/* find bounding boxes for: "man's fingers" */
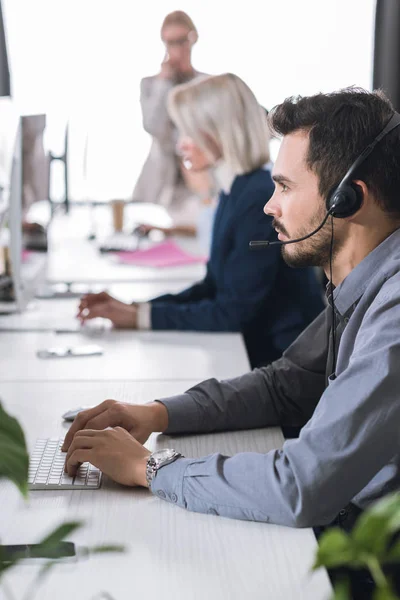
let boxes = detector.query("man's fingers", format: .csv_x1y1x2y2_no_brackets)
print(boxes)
62,400,116,451
66,449,93,476
64,432,100,471
84,408,125,432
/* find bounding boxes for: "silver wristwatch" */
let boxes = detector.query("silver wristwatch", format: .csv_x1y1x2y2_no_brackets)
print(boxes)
146,449,182,487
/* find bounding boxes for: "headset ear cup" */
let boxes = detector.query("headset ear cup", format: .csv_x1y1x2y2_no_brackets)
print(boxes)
327,183,363,218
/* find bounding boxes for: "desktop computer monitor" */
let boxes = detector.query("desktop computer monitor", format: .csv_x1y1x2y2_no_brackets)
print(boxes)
21,114,50,216
21,114,50,250
0,118,47,312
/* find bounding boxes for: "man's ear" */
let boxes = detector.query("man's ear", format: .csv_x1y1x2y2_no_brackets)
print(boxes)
346,179,373,220
353,180,368,195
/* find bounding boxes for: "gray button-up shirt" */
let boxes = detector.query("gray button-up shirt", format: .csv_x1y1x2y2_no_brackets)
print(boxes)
152,228,400,527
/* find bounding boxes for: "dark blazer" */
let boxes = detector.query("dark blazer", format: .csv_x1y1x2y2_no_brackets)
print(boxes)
150,168,324,367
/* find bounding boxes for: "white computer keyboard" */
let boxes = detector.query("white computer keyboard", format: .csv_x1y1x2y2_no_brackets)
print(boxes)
29,438,102,490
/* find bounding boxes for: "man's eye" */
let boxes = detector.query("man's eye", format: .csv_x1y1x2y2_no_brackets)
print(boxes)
281,184,288,193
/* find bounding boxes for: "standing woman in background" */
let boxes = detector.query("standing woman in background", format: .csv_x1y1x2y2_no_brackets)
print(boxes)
133,11,212,233
78,74,324,368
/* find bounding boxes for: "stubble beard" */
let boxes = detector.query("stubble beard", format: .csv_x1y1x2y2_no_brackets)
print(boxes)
281,213,342,269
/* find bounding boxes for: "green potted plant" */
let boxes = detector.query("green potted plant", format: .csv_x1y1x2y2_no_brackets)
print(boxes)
314,493,400,600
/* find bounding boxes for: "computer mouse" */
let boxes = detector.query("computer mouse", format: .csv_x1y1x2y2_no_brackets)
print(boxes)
62,407,92,422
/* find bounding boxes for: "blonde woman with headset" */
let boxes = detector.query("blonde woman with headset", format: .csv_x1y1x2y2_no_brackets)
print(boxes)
78,74,324,367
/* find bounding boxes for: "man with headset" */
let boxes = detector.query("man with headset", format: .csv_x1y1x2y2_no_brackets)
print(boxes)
63,88,400,589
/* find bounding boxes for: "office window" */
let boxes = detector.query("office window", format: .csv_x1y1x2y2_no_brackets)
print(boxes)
3,0,375,200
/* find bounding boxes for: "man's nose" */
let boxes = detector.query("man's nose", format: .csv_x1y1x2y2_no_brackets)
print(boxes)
264,191,281,217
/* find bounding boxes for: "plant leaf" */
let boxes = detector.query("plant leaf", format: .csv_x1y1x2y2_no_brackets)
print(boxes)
38,521,82,548
386,539,400,563
0,401,29,498
372,584,399,600
86,545,125,555
353,494,400,557
34,560,58,585
313,529,355,569
331,578,351,600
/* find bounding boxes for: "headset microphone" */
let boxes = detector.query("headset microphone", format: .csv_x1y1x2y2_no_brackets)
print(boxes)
249,208,335,249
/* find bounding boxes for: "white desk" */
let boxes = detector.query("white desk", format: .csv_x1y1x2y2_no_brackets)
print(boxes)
0,282,197,332
0,330,250,382
0,381,331,600
46,204,206,285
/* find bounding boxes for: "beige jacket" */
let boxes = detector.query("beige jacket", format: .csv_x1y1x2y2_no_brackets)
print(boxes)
132,72,203,225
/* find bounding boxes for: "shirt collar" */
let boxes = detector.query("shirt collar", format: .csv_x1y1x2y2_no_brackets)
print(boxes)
331,227,400,316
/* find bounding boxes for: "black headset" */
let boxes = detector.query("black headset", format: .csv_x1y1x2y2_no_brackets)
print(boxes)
327,111,400,218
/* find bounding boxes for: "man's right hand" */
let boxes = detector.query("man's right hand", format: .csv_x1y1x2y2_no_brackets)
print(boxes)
62,400,169,451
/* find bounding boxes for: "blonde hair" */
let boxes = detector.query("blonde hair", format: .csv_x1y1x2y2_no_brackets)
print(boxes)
168,73,270,174
161,11,198,39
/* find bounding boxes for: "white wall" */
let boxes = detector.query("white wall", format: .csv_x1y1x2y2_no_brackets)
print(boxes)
2,0,376,200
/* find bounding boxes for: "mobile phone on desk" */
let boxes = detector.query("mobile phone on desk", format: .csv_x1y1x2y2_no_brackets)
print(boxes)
36,345,103,359
0,542,77,564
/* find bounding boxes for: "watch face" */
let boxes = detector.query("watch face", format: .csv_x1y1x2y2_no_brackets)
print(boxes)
153,449,176,462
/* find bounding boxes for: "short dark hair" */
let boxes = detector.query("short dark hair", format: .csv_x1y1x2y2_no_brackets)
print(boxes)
269,87,400,218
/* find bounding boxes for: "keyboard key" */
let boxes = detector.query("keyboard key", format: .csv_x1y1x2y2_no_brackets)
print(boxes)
86,479,100,487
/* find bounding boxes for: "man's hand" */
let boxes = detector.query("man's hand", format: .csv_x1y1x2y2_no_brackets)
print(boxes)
64,427,150,487
62,400,169,451
77,291,137,328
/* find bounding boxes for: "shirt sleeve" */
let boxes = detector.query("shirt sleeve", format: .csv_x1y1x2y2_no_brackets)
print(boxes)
136,303,151,330
152,291,400,527
158,308,328,434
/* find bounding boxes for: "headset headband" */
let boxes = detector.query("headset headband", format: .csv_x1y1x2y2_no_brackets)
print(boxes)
339,111,400,189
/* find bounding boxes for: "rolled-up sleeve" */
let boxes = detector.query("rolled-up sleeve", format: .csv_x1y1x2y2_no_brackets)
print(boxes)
150,453,276,523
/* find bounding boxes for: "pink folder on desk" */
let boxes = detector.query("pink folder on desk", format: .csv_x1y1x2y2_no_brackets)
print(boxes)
115,239,207,268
